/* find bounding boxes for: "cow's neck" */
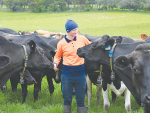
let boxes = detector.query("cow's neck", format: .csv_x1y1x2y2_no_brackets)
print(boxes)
0,44,28,86
113,41,146,59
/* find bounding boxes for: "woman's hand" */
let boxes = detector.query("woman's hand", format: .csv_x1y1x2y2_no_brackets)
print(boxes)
53,63,59,71
54,67,59,71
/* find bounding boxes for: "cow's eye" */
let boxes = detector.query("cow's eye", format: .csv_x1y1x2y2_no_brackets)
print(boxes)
133,66,140,74
91,44,97,49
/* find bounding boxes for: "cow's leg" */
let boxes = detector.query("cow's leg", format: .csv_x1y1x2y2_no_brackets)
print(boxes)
10,78,18,91
86,75,92,106
21,84,28,103
96,84,102,105
124,89,131,113
34,80,42,101
145,104,150,113
103,89,110,112
111,91,117,102
46,75,54,94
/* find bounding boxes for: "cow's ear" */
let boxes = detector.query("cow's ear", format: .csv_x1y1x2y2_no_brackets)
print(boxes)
50,50,56,58
96,35,110,48
27,40,36,52
114,55,131,70
0,56,10,69
105,38,115,48
114,36,122,43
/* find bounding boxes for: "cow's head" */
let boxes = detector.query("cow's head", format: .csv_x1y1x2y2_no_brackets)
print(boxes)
77,35,122,64
26,40,53,70
23,70,37,85
31,34,57,62
114,43,150,106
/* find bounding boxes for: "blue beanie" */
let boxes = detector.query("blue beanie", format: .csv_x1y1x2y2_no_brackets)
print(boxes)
65,19,78,33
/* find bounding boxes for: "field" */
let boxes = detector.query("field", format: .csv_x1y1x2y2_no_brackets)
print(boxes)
0,10,150,113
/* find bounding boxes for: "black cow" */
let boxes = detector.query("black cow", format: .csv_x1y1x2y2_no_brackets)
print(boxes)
0,28,18,35
77,36,147,113
114,43,150,113
0,32,56,103
2,33,56,61
0,35,53,88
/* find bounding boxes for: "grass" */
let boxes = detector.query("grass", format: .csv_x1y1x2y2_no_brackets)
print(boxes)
0,10,149,113
0,10,150,39
0,78,143,113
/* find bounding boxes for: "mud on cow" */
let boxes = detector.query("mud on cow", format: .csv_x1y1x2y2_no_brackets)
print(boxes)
77,35,147,112
114,43,150,113
0,35,53,88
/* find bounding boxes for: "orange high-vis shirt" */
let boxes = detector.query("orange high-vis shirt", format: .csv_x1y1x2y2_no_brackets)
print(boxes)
54,34,91,66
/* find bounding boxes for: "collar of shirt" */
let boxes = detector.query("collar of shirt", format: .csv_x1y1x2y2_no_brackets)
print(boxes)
65,35,76,43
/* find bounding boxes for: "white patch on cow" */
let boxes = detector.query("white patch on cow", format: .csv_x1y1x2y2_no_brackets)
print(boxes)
86,74,102,106
103,81,131,113
86,75,92,106
103,88,110,111
86,75,131,113
108,81,126,97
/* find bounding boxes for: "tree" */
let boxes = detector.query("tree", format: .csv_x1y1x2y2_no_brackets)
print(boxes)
73,0,80,11
4,0,25,12
79,0,86,11
143,0,150,11
29,0,44,12
0,0,4,8
20,0,28,11
133,0,146,11
83,0,91,11
107,0,120,10
65,0,71,8
49,1,59,12
58,0,68,11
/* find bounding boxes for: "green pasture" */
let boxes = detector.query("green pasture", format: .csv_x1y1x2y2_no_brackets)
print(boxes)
0,10,150,113
0,10,150,39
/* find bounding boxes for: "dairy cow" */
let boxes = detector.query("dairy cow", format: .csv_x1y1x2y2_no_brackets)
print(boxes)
114,43,150,113
0,35,53,88
0,32,56,103
77,36,147,112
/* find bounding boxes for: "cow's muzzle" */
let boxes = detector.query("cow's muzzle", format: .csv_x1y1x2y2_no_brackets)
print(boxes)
77,48,85,58
144,94,150,105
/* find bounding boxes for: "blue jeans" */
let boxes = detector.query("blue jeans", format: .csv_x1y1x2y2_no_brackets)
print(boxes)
61,74,86,107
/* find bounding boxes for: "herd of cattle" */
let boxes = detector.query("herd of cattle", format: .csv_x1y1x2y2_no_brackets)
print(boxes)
0,28,150,113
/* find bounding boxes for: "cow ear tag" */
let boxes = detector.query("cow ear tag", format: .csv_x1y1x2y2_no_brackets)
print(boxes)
97,76,102,84
105,45,111,50
20,76,24,84
110,72,115,81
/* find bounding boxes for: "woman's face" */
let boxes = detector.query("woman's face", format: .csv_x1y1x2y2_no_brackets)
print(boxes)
68,28,78,37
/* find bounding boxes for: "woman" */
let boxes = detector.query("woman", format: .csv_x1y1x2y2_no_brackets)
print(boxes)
53,19,90,113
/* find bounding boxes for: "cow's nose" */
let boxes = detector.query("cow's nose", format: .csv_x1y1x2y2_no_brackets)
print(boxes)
144,95,150,104
77,48,81,53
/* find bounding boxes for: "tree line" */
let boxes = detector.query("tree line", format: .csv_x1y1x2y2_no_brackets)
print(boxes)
0,0,150,12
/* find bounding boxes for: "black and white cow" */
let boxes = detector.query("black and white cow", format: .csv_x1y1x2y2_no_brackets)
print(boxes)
114,43,150,113
0,35,53,88
77,36,147,113
83,35,135,107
